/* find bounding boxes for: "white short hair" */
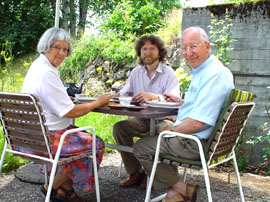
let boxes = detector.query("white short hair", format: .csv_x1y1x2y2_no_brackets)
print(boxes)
37,27,72,56
181,26,209,43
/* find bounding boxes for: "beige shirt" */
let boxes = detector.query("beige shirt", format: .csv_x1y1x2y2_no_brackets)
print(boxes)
120,63,179,99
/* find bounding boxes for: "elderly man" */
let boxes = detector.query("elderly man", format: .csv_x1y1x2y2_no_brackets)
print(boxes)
134,26,235,202
113,35,179,188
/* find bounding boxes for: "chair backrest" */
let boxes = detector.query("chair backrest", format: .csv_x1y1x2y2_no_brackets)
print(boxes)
0,92,53,159
204,89,256,165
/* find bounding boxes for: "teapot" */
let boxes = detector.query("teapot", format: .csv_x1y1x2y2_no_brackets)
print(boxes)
64,82,83,97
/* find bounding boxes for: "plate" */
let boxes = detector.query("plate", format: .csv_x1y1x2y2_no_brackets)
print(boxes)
77,97,120,103
77,97,96,102
147,104,179,110
147,101,180,107
107,103,144,111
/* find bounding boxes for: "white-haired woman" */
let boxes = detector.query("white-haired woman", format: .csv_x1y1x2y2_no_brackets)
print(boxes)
17,27,111,202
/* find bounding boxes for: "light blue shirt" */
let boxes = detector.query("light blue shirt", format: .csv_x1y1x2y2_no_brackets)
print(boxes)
174,55,234,139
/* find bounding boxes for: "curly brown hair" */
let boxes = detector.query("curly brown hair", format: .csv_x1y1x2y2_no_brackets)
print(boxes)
135,35,167,65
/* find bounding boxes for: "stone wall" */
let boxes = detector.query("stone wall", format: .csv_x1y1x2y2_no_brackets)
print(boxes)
182,1,270,165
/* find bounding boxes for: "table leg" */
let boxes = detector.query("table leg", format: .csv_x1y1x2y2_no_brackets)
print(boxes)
149,118,156,136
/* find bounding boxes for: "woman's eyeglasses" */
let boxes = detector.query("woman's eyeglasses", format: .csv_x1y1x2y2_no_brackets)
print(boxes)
51,45,69,54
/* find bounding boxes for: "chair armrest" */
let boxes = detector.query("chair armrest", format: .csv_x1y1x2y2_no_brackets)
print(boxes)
54,126,96,162
155,131,207,167
159,130,204,151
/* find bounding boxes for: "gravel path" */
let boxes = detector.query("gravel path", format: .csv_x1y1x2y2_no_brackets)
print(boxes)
1,152,270,202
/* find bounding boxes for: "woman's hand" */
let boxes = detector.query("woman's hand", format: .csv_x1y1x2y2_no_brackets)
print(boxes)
111,92,120,98
96,94,111,107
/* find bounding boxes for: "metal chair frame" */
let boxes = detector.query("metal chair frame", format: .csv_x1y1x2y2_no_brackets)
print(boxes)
145,101,256,202
0,92,100,202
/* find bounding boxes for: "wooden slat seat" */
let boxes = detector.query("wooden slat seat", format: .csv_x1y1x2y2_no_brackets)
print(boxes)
0,92,100,202
145,89,256,202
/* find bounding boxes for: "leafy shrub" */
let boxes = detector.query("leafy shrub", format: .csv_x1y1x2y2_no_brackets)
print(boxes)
99,33,136,66
208,10,235,67
175,66,191,95
0,1,54,56
0,128,27,172
156,8,182,44
247,120,270,174
60,33,136,82
101,1,164,40
60,35,101,81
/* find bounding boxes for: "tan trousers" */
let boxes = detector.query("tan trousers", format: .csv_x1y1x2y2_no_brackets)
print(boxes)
133,135,207,191
112,118,173,174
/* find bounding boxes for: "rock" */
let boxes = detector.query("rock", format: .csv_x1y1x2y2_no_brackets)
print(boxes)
103,61,110,71
114,71,126,80
112,81,124,91
83,77,106,96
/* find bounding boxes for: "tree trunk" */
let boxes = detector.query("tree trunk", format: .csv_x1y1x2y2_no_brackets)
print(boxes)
78,0,88,37
69,0,76,38
61,0,69,31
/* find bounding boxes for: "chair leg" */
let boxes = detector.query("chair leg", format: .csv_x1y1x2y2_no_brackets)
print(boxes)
92,136,100,202
43,164,48,185
45,161,58,202
232,151,245,202
183,168,187,182
202,167,212,202
118,159,123,178
0,140,8,173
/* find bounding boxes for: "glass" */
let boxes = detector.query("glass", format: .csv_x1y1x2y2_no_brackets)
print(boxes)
51,45,69,54
141,47,157,53
181,43,203,53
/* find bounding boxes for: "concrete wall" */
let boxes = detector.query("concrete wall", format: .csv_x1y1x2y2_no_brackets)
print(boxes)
182,1,270,165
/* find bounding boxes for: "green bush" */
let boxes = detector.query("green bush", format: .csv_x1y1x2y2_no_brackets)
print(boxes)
0,1,54,56
60,33,136,82
208,11,235,67
60,35,101,81
101,1,164,40
100,33,136,66
0,128,27,173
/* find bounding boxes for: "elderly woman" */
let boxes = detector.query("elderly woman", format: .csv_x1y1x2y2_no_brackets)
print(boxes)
19,27,111,202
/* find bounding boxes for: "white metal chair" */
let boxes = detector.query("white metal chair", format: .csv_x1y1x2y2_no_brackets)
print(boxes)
0,92,100,202
145,89,256,202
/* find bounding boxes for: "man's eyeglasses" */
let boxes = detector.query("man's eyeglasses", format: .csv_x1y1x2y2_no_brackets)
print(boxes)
141,47,157,53
51,45,69,54
181,43,204,53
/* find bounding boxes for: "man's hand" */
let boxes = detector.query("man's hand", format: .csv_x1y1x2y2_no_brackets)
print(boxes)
162,125,172,131
164,93,183,104
133,92,158,103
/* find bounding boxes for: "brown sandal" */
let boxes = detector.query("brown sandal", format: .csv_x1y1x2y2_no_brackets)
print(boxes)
56,186,85,202
40,184,61,202
163,192,185,202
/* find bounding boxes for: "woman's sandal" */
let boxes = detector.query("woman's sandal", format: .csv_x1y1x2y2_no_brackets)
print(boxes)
40,184,61,202
56,186,85,202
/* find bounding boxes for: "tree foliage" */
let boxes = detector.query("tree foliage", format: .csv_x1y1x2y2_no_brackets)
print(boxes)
101,1,163,39
0,0,181,57
0,0,54,56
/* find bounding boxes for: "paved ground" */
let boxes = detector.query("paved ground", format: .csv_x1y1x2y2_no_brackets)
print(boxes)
0,152,270,202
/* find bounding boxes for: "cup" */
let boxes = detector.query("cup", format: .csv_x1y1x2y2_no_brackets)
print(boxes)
119,97,132,106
